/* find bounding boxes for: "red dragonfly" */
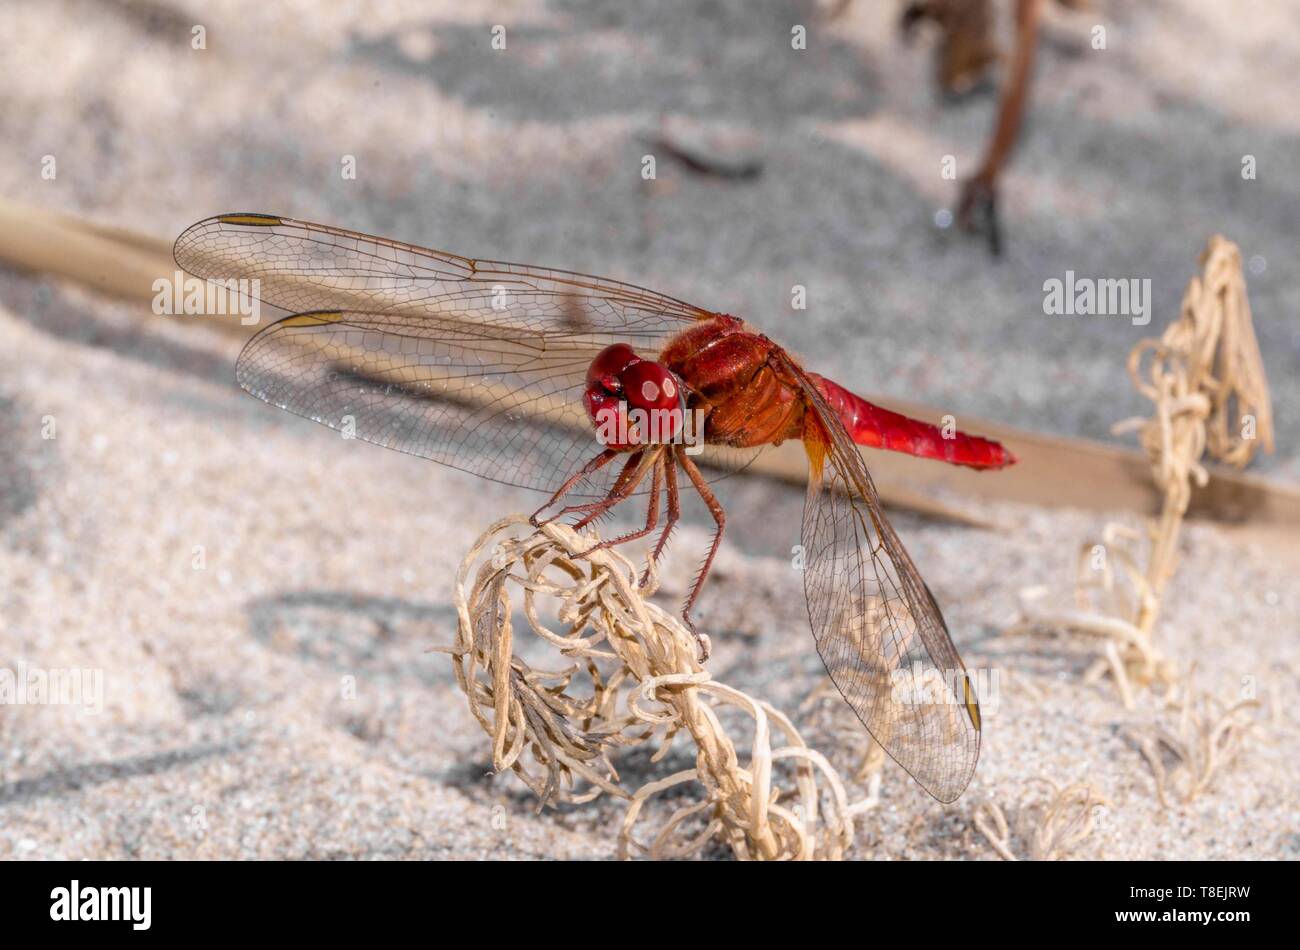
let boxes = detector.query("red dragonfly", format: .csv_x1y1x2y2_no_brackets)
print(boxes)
175,213,1014,802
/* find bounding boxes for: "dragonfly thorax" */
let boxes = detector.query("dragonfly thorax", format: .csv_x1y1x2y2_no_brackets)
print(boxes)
584,344,685,449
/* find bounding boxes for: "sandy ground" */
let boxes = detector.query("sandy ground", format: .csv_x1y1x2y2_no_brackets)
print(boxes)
0,0,1297,859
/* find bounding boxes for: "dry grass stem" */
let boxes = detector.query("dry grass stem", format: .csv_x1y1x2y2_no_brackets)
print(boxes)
1011,237,1272,708
1125,678,1260,807
442,515,880,860
974,779,1109,860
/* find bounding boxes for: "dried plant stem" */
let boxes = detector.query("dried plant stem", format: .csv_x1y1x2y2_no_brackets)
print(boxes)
443,516,879,860
972,799,1017,860
1125,672,1260,807
1013,237,1272,708
974,779,1109,860
957,0,1041,253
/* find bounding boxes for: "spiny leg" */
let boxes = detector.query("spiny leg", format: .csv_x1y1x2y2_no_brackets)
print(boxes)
643,455,681,585
676,446,724,660
562,450,645,527
570,450,660,533
581,450,664,552
531,448,619,527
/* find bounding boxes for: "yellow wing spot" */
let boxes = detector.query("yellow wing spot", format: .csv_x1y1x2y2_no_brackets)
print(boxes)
281,311,344,327
217,213,283,227
963,674,982,732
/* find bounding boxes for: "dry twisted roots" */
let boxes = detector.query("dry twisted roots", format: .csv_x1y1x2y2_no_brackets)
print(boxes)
444,516,878,860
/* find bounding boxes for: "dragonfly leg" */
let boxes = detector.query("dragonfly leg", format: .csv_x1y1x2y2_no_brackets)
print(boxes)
553,452,639,527
675,446,723,662
641,455,680,586
579,450,663,552
530,448,619,527
562,450,646,527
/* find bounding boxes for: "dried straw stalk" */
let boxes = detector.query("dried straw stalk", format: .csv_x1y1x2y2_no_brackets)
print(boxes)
442,516,879,860
1011,236,1273,706
1124,668,1260,807
973,778,1109,860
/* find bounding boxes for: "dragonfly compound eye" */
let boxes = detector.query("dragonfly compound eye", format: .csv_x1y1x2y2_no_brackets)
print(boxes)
586,343,640,386
584,344,639,447
619,361,684,442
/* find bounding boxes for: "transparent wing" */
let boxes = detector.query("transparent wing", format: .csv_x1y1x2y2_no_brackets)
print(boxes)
174,213,710,346
236,307,633,495
785,357,981,802
177,214,757,494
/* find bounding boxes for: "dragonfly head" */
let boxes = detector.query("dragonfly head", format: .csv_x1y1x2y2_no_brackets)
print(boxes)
584,344,685,449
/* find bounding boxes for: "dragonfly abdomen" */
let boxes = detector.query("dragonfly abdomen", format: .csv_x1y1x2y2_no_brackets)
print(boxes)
811,374,1015,470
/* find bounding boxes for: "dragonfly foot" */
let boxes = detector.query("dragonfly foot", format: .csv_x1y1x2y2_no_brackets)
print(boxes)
680,613,712,663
